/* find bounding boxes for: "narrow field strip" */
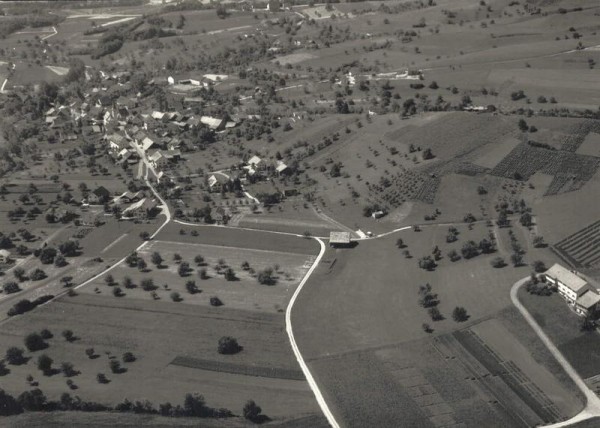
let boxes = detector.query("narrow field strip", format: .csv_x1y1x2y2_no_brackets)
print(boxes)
147,239,313,258
170,356,305,381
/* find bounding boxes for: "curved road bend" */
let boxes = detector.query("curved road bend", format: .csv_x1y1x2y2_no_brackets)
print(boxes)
286,237,340,428
511,278,600,428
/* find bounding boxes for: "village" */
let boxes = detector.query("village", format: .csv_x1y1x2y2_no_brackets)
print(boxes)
0,0,600,427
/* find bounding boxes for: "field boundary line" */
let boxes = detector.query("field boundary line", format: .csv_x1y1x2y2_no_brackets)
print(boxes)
148,239,316,257
511,277,600,427
286,237,340,428
101,233,129,253
173,219,329,239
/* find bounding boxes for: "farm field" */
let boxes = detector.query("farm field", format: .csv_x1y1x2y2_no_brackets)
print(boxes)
0,293,323,423
292,221,576,426
2,0,600,424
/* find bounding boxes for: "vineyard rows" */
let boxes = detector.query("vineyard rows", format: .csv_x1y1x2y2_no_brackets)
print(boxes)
560,120,600,152
555,220,600,268
491,143,600,194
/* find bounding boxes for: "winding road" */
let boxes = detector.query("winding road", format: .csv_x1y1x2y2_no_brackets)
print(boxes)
511,278,600,428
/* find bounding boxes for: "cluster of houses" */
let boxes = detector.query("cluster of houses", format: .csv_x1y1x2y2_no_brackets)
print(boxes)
546,263,600,317
207,155,291,193
81,186,159,220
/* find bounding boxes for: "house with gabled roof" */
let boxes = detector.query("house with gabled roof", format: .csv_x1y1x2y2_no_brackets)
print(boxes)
122,198,159,219
107,134,128,153
87,186,111,205
545,263,600,317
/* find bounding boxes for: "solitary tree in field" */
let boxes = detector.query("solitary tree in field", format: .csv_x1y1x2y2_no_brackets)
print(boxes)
224,268,236,281
418,256,436,271
194,255,204,266
24,333,47,352
123,276,134,289
137,258,147,272
141,278,156,291
109,360,123,374
518,118,529,132
452,307,469,322
151,252,163,267
104,274,114,286
185,281,198,294
257,268,275,285
519,212,533,227
61,362,77,377
96,373,109,384
173,253,182,264
3,282,20,294
461,241,479,259
396,238,405,248
13,267,26,282
428,307,443,321
422,323,433,333
447,250,461,262
532,260,546,273
243,400,264,423
37,354,53,376
511,252,523,267
491,257,505,268
533,235,546,248
218,336,241,355
5,347,26,365
62,330,75,343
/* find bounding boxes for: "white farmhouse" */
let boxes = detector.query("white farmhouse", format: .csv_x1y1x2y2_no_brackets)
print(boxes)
545,263,600,316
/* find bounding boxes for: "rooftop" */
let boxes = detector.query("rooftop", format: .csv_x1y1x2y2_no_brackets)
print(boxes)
576,290,600,309
330,231,351,244
546,263,589,292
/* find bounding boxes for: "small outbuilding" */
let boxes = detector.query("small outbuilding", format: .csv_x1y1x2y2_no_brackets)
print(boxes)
0,249,12,263
329,231,352,248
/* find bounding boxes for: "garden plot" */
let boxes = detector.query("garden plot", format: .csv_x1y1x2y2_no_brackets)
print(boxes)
81,239,316,313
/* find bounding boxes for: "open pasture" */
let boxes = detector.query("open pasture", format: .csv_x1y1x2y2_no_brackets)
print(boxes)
0,292,320,421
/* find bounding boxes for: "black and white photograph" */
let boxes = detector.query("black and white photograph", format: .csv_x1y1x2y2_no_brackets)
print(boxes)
0,0,599,426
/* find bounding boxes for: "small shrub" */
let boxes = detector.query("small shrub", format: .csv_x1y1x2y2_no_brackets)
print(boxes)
218,336,241,354
122,352,136,363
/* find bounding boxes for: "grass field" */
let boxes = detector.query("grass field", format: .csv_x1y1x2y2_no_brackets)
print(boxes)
519,288,600,380
292,220,577,426
79,239,316,313
0,293,321,421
